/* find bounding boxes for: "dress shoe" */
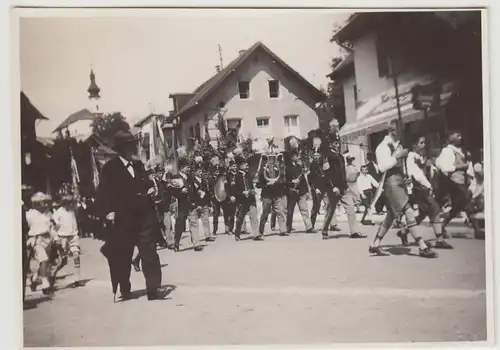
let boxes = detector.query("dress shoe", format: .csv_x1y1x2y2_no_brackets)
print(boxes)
330,225,341,232
350,232,367,239
253,235,264,241
306,228,317,233
132,260,141,272
193,246,204,252
173,244,180,252
419,247,438,258
368,245,390,256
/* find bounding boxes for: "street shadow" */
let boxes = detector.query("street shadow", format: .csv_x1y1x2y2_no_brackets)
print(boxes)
329,233,351,239
23,294,53,310
450,232,473,239
55,278,94,291
178,244,207,252
55,273,73,280
120,284,177,302
384,246,412,256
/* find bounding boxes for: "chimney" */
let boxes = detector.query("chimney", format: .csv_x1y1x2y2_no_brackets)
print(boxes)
215,65,221,73
238,49,247,56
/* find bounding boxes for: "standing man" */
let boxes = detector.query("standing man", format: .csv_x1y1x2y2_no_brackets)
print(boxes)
96,130,163,301
319,135,347,239
224,160,238,235
233,156,261,241
357,165,379,225
340,155,367,238
368,120,437,258
208,156,227,236
308,150,326,231
285,150,315,234
192,164,215,242
257,148,287,237
436,131,477,235
170,159,203,252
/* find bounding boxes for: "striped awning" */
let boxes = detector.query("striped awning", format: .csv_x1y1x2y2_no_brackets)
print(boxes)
339,78,459,140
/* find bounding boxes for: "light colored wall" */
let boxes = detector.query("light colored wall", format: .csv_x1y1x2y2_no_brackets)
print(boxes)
352,32,421,108
179,50,320,149
343,75,357,125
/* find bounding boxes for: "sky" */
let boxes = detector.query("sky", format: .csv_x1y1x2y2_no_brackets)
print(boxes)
19,9,351,137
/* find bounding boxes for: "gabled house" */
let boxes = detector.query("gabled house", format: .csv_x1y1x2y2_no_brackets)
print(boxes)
168,41,326,151
328,11,482,165
21,92,50,192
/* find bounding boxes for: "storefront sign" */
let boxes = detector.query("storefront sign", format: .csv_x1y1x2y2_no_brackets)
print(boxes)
412,82,442,111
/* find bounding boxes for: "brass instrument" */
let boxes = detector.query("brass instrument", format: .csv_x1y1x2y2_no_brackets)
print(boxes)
255,139,284,183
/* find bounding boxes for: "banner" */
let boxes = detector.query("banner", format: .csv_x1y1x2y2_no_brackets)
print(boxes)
70,147,80,197
91,147,100,190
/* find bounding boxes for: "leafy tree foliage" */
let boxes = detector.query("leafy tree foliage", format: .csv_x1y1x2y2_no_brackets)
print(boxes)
91,112,131,144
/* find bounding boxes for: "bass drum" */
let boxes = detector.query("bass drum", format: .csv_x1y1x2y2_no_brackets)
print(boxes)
214,175,227,202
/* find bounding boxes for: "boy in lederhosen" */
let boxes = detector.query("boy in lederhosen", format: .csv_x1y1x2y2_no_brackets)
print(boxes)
396,134,453,249
368,120,437,258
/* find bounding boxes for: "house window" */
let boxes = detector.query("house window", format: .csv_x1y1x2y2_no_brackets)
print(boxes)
226,118,242,141
376,38,390,77
256,117,271,136
284,115,299,135
238,81,250,99
269,80,280,98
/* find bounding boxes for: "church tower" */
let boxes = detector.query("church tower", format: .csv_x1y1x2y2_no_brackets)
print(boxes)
87,67,101,114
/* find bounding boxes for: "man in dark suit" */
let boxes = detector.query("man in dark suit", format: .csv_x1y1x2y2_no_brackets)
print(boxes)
96,131,163,301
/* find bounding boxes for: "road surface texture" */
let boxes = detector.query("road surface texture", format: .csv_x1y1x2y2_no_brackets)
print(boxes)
23,213,487,347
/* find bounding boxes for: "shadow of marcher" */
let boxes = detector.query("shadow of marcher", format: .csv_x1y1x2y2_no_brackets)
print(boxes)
329,233,351,239
119,284,177,302
55,278,94,291
23,294,53,310
384,246,412,256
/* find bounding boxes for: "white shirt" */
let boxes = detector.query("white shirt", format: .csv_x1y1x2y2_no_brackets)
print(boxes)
406,151,432,189
435,144,474,177
375,135,400,173
120,156,135,178
53,206,78,236
26,209,53,237
357,173,379,192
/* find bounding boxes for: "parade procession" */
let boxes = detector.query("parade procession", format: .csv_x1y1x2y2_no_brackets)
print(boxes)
21,114,486,303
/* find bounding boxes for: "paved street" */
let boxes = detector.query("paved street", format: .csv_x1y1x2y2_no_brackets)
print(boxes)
23,214,487,347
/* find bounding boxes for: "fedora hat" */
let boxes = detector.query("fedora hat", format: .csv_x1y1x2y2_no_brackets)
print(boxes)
110,130,137,150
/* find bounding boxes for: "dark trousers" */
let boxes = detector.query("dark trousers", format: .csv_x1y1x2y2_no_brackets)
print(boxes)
310,190,324,228
374,193,386,213
445,182,474,224
259,196,287,234
212,199,235,234
322,190,341,234
111,211,162,295
235,197,259,238
270,211,277,229
361,189,374,222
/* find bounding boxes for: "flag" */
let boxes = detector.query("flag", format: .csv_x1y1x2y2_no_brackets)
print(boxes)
155,117,167,163
91,147,100,190
69,147,80,197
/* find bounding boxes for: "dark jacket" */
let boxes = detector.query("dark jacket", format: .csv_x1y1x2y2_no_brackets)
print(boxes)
286,159,308,196
324,151,348,194
366,161,381,182
257,159,286,198
192,174,212,207
226,171,239,199
95,157,156,236
235,169,256,203
170,173,197,210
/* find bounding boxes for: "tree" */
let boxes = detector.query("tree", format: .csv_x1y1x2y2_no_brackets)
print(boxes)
91,112,131,144
317,55,348,129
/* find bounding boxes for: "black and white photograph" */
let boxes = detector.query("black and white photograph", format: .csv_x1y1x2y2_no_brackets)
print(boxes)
15,5,491,348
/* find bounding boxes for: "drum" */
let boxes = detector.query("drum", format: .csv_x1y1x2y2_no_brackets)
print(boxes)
214,176,227,202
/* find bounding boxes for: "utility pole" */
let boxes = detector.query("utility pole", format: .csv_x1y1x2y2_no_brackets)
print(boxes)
218,44,224,70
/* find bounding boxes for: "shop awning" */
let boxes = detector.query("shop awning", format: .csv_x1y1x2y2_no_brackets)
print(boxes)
339,77,459,140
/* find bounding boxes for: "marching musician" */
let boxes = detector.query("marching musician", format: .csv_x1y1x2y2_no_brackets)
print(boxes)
193,163,215,242
233,156,261,241
161,164,175,249
308,149,325,231
319,134,348,240
257,143,288,237
285,149,315,234
224,160,239,235
368,119,437,258
208,156,229,236
170,158,203,252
